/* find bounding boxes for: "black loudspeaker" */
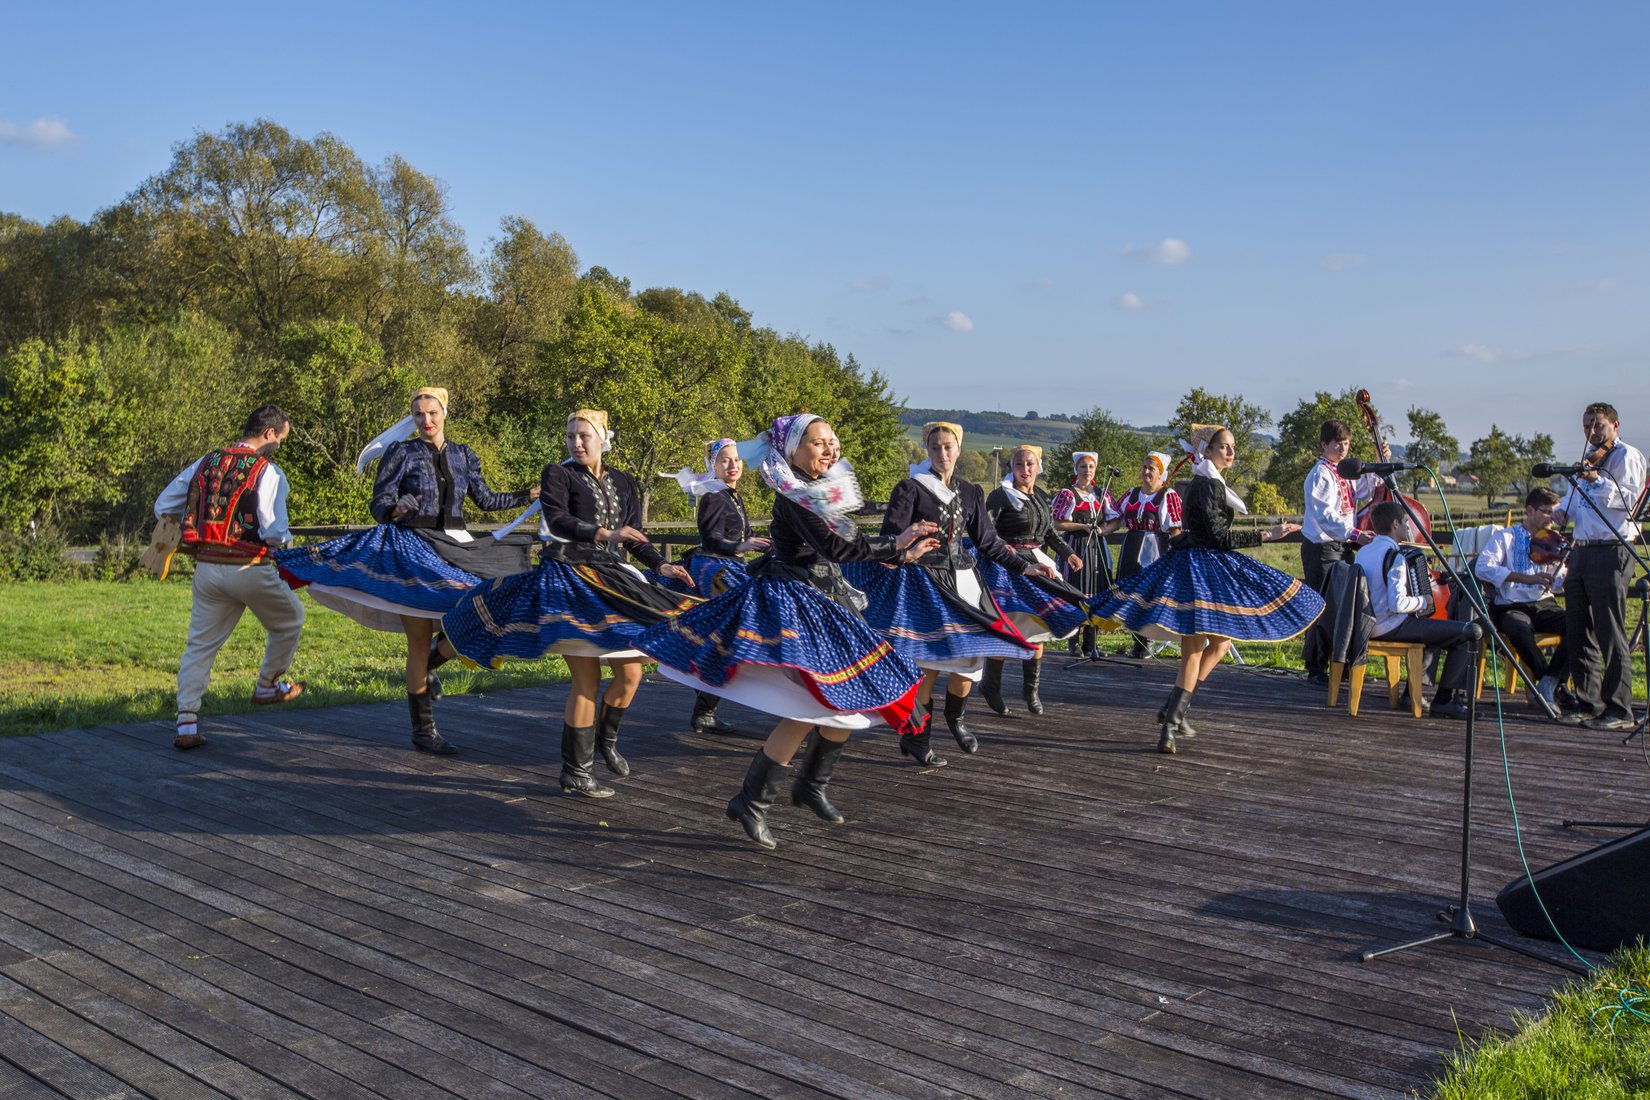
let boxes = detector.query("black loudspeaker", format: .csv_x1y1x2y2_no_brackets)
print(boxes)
1496,827,1650,953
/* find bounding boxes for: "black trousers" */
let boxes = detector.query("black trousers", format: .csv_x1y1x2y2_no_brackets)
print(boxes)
1565,543,1635,718
1301,539,1351,675
1489,599,1569,683
1376,617,1476,697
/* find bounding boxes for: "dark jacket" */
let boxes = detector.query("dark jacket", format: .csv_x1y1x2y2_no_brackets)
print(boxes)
1173,475,1261,552
370,439,531,529
882,476,1027,574
985,485,1074,562
696,490,751,556
750,475,902,601
539,459,665,570
1321,560,1375,666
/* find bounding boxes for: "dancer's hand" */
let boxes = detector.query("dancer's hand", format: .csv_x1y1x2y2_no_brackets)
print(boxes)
1261,521,1300,542
659,562,694,586
895,521,938,551
1027,563,1058,580
1065,553,1083,572
738,536,772,553
902,537,940,562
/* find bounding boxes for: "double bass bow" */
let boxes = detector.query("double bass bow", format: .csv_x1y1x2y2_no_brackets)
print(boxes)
1354,388,1449,619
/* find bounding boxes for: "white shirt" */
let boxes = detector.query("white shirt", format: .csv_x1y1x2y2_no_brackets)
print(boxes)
1302,459,1380,544
1560,440,1646,542
1474,525,1565,606
1357,533,1429,637
154,450,293,547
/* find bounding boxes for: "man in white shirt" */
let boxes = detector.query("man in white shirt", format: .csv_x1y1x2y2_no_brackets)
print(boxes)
154,405,306,750
1474,486,1569,709
1300,420,1379,686
1357,501,1476,718
1553,401,1648,731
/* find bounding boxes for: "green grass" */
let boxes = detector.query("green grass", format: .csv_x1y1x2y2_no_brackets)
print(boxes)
0,578,569,737
1426,945,1650,1099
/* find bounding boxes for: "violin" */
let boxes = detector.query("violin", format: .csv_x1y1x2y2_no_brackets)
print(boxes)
1355,388,1448,619
1528,523,1571,567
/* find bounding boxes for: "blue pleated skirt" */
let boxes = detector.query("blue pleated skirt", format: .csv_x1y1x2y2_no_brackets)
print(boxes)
275,524,485,633
979,552,1090,643
1088,546,1324,643
674,551,749,596
442,558,700,666
843,560,1032,669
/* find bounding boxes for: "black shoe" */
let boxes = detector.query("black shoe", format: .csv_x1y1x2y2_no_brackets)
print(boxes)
1155,701,1196,738
1583,712,1636,733
942,691,978,754
1158,686,1192,754
1556,706,1595,726
559,722,614,797
980,659,1010,716
899,708,948,767
1431,696,1469,720
407,691,457,755
690,691,739,735
1021,657,1044,716
727,750,789,849
595,702,630,777
791,732,847,824
1306,670,1330,688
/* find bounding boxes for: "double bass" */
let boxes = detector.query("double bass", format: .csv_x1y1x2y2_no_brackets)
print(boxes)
1354,389,1449,619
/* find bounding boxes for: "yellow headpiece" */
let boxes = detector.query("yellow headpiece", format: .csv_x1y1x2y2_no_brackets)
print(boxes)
411,386,449,411
923,420,964,445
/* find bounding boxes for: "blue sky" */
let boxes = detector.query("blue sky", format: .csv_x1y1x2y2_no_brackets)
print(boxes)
4,1,1646,453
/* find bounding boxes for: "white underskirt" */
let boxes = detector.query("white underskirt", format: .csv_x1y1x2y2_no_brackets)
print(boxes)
307,584,429,635
917,565,987,678
655,663,875,730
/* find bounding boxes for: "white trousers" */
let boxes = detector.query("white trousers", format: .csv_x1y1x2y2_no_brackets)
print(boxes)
177,561,305,718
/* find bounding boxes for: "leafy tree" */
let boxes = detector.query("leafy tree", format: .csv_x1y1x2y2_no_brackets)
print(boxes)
1513,432,1555,501
1171,387,1274,491
473,216,580,414
1459,425,1522,507
1247,482,1288,516
1266,388,1380,509
1403,407,1459,494
1049,406,1154,495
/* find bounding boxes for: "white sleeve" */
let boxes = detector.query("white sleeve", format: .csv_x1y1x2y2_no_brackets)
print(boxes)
1474,530,1511,589
1607,447,1648,511
257,465,293,546
1303,467,1343,534
154,459,202,519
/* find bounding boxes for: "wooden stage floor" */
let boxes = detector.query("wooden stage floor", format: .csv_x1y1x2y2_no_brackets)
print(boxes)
0,657,1642,1098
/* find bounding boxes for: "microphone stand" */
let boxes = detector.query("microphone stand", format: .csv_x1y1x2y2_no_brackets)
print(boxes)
1361,469,1582,973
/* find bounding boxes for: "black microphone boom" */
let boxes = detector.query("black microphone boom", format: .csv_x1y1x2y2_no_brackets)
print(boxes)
1531,462,1588,478
1337,456,1418,478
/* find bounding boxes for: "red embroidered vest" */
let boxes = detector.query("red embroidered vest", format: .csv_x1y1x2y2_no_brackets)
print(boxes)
181,446,271,563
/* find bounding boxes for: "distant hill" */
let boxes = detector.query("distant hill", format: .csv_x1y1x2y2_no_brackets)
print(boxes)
899,409,1080,449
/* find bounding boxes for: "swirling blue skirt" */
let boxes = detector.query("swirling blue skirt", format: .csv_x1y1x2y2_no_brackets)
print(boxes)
663,551,749,596
979,556,1090,643
275,524,484,632
1089,546,1324,643
636,576,921,718
842,561,1032,664
442,558,700,667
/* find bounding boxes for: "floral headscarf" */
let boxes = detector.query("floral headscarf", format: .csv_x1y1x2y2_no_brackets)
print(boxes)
738,413,863,537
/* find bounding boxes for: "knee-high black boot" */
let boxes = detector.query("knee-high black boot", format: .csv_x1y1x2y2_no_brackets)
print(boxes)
898,700,948,767
1022,656,1044,716
943,690,978,753
595,702,630,777
791,732,847,824
425,633,451,699
726,750,790,849
560,722,614,797
1155,697,1197,738
980,659,1010,716
1158,686,1192,755
408,691,457,755
691,691,739,735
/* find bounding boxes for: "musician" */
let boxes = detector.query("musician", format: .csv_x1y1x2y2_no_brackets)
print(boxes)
1300,419,1379,687
1473,486,1569,709
1356,501,1474,719
1552,402,1647,731
1104,451,1183,659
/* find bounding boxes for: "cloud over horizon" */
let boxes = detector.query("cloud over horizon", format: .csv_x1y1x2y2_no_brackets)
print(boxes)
1114,291,1146,311
1123,238,1192,265
938,311,974,332
0,114,77,148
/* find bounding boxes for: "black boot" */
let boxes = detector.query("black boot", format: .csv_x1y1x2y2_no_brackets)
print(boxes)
559,722,614,797
596,702,630,776
1128,634,1149,660
898,702,948,767
690,691,739,735
726,750,790,849
425,633,451,699
408,691,457,755
1082,626,1099,660
1158,686,1192,755
980,659,1010,716
1022,657,1044,716
791,731,847,824
943,690,978,754
1155,700,1197,738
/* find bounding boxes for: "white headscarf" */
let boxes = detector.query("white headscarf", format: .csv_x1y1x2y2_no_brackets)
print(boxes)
739,414,864,537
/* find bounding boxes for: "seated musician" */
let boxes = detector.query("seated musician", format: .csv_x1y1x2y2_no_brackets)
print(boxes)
1356,500,1476,719
1473,486,1569,709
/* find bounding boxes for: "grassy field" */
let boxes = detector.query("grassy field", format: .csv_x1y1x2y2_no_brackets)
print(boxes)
0,579,570,738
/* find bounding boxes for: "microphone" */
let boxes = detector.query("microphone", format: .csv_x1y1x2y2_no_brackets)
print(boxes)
1336,457,1417,479
1104,465,1124,477
1531,462,1588,478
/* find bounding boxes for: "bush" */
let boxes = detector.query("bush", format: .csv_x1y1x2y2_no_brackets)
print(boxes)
0,526,81,582
88,531,145,581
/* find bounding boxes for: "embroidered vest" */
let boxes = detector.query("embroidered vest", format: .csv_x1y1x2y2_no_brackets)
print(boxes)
181,446,271,562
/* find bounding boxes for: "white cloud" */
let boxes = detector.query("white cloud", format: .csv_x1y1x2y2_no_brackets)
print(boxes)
1024,274,1054,290
848,275,888,292
939,311,974,333
1320,253,1366,272
1114,291,1146,311
1450,344,1501,363
1123,238,1192,265
0,115,77,148
1579,276,1624,292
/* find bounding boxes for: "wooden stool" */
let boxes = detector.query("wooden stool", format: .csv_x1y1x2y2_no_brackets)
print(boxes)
1474,633,1564,699
1329,640,1426,718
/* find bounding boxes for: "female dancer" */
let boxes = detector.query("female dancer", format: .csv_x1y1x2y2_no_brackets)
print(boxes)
851,421,1047,765
1052,452,1115,659
980,444,1088,716
1090,426,1317,755
662,437,772,734
276,386,539,755
636,414,937,850
1105,450,1184,659
441,409,696,796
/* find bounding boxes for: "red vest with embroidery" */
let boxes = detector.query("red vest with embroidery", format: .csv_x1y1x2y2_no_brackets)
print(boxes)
181,446,271,563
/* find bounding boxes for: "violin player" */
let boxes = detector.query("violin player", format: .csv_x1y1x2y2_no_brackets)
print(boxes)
1300,419,1380,687
1473,486,1570,710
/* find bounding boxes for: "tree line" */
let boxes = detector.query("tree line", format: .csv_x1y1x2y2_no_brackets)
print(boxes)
0,119,905,541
